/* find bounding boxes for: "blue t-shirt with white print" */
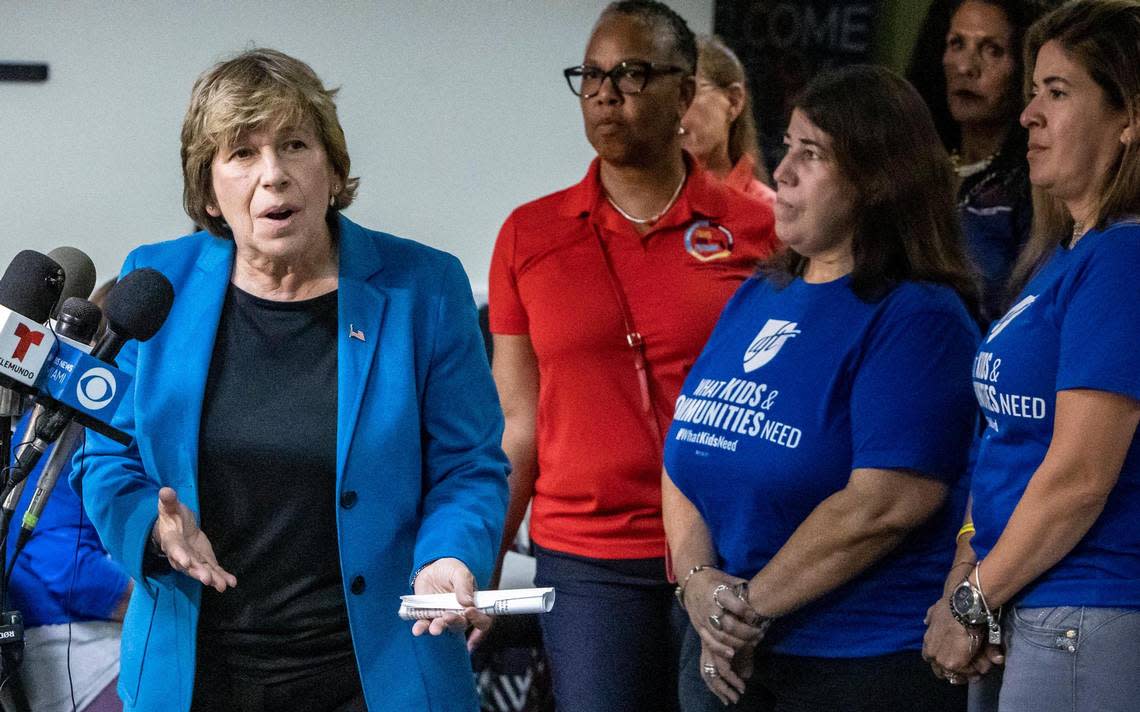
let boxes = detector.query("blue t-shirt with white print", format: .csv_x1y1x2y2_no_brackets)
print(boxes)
970,221,1140,607
663,274,979,657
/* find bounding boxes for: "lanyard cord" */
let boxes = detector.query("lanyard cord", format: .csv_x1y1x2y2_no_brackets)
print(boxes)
590,223,664,450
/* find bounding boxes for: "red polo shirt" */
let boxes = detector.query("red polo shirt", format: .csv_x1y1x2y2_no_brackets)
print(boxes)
489,157,776,559
725,154,777,206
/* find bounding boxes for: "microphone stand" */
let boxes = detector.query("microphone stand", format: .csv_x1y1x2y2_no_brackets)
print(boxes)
0,390,24,684
0,389,18,491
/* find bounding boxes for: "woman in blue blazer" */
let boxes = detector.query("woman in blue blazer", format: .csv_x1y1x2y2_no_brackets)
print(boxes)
71,48,509,712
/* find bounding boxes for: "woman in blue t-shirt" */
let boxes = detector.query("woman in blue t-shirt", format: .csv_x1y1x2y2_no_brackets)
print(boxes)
923,2,1140,710
663,64,981,711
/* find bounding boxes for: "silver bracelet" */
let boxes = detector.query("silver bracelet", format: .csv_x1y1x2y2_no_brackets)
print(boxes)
973,563,1002,645
674,564,713,609
734,581,775,634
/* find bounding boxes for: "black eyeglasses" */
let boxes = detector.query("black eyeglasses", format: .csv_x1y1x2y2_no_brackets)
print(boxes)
563,61,687,98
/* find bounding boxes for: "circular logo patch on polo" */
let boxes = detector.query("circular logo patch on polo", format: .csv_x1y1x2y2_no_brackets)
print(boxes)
684,221,734,262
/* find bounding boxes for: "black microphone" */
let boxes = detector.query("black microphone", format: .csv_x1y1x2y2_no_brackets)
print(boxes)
0,251,66,393
0,298,104,525
46,247,97,320
8,268,174,492
0,252,70,680
0,250,65,323
0,251,65,394
89,267,174,364
0,251,64,488
54,297,103,348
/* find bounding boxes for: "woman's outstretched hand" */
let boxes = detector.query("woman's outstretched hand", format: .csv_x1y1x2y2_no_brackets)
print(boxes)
152,486,237,593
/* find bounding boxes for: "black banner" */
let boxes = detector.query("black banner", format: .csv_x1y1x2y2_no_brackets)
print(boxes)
714,1,879,172
0,63,49,82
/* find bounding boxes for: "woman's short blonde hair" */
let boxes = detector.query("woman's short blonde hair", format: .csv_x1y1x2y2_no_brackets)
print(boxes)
181,48,359,236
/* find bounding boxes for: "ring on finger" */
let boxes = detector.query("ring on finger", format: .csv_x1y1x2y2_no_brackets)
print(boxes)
708,613,723,631
713,583,728,610
703,662,719,679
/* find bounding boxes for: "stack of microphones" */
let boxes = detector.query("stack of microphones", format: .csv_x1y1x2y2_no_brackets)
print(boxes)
0,246,174,676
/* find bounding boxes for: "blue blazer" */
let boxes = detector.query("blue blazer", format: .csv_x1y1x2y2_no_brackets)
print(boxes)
72,216,509,711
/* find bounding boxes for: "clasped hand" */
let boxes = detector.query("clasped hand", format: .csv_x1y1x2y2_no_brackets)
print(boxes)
922,597,1004,684
686,570,768,705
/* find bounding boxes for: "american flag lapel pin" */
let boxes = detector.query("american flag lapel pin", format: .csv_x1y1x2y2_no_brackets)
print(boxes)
349,324,366,342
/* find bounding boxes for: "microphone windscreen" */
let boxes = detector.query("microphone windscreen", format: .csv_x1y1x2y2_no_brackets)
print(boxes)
0,250,65,322
102,268,174,342
47,247,97,316
56,297,103,345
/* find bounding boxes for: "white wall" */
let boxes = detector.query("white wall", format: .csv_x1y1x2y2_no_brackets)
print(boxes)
0,1,713,301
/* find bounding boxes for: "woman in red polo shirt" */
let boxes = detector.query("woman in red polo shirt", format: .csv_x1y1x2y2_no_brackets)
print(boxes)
487,2,776,710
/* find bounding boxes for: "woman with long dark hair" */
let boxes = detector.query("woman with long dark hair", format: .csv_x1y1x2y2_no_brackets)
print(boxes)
912,0,1054,321
664,64,979,711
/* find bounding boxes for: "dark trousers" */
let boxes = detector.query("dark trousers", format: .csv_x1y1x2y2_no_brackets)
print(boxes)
190,653,365,712
679,623,965,712
534,544,689,712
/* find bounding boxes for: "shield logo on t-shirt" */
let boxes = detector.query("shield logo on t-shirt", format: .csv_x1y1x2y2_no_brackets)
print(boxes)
986,295,1037,343
684,221,734,261
743,319,800,372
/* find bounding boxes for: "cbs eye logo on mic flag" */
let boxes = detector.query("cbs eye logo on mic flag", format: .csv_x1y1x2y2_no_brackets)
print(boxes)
39,342,131,425
76,366,117,410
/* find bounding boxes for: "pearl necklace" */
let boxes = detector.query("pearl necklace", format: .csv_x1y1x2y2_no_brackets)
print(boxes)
950,149,996,179
606,169,687,225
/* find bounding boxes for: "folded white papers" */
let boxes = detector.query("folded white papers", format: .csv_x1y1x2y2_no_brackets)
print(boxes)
398,587,555,621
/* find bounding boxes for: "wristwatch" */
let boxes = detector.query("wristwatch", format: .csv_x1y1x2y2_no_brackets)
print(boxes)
949,578,988,627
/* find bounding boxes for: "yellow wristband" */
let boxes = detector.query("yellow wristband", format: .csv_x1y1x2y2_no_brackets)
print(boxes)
957,522,976,542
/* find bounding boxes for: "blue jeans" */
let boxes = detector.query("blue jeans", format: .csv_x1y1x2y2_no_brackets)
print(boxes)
533,544,688,712
969,606,1140,712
